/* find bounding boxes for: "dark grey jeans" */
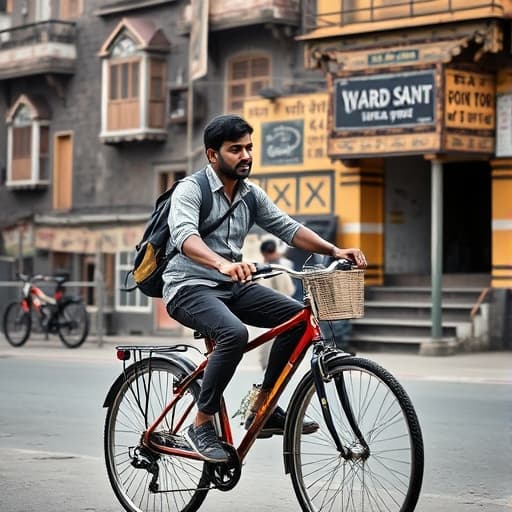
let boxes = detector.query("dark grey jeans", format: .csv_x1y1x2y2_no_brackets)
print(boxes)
166,282,305,415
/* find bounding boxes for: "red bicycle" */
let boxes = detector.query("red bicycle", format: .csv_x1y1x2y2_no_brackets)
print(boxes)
103,259,424,512
2,273,89,348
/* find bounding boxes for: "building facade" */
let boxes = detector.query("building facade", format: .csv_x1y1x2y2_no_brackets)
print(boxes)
0,0,510,347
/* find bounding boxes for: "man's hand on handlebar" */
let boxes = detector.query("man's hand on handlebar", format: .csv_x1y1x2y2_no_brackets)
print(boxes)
216,260,257,282
331,247,367,269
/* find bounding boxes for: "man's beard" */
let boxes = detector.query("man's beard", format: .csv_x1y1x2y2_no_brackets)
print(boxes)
217,154,252,180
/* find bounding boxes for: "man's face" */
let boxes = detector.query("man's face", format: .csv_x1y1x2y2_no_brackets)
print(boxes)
212,133,253,180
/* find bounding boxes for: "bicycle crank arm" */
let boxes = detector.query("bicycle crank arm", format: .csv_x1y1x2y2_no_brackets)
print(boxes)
310,351,347,457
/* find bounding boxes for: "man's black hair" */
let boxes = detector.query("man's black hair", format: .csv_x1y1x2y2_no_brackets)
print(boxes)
260,239,277,254
203,114,253,151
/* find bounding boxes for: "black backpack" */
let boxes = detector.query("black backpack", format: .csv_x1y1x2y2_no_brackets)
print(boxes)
126,168,256,298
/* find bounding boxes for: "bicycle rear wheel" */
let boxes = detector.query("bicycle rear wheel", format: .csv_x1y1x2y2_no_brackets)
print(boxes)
57,301,89,348
104,357,210,512
286,356,424,512
3,302,31,347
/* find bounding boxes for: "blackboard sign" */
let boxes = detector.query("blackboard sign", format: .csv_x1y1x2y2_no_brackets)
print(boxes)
262,120,304,165
334,70,436,131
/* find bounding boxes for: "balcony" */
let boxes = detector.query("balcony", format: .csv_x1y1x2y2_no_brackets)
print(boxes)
179,0,301,33
301,0,509,39
0,20,77,80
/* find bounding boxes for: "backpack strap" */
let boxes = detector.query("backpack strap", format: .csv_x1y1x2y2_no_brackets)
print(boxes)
242,188,256,228
192,167,213,227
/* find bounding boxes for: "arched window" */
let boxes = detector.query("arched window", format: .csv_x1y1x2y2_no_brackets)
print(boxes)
6,95,50,187
227,54,271,113
99,18,170,143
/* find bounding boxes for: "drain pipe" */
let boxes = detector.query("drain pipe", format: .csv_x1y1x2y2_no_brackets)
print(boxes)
431,160,443,341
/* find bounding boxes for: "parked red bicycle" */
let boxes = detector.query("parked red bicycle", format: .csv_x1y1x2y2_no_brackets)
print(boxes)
2,273,89,348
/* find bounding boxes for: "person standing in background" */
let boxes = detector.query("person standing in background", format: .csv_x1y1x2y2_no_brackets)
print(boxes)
257,239,296,370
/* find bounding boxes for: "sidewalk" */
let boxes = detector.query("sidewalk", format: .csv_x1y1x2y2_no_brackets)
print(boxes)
1,332,511,385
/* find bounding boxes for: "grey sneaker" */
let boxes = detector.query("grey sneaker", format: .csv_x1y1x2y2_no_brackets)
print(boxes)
184,422,228,463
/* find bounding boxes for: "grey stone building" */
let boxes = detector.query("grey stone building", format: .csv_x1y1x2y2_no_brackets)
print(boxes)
0,0,318,335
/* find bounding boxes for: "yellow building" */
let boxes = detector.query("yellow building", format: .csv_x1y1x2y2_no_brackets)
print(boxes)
246,1,512,349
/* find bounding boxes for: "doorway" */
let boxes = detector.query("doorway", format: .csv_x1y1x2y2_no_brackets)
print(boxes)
442,161,491,274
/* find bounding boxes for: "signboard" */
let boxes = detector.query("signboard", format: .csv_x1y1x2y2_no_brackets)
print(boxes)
189,0,209,81
496,94,512,157
334,70,436,131
35,226,142,254
261,120,304,165
329,132,440,158
444,69,495,131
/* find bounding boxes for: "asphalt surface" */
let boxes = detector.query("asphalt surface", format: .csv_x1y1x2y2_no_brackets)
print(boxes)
1,331,510,386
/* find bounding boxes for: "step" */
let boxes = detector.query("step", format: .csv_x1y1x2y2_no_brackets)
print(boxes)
362,301,479,322
365,287,488,303
349,333,457,345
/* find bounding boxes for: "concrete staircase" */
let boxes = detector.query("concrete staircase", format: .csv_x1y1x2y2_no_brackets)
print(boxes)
349,284,491,354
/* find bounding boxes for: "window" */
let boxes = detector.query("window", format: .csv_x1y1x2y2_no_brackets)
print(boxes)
158,170,186,195
60,0,83,20
99,19,170,142
149,58,166,128
0,0,13,14
227,55,270,113
107,35,140,131
6,96,51,187
116,251,151,311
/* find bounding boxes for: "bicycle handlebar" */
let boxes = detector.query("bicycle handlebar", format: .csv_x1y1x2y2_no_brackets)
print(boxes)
252,258,356,281
15,272,67,284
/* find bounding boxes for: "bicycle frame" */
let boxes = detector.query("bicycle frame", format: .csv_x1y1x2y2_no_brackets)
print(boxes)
127,306,321,463
20,281,55,313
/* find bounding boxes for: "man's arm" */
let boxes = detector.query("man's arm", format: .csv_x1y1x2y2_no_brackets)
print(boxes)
291,226,367,268
181,235,255,281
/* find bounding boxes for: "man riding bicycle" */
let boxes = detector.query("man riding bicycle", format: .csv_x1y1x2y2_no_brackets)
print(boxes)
163,114,367,462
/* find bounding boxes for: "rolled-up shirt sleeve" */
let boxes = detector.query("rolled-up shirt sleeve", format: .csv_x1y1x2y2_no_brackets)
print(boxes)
251,185,301,244
168,179,202,252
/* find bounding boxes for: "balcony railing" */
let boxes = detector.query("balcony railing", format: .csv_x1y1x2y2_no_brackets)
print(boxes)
0,19,76,49
0,20,77,79
303,0,506,32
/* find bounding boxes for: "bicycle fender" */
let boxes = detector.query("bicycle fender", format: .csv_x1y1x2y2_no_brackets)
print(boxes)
103,354,199,408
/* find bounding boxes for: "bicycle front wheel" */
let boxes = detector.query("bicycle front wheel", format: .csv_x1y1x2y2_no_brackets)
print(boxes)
57,301,89,348
104,357,210,512
3,302,31,347
286,356,424,512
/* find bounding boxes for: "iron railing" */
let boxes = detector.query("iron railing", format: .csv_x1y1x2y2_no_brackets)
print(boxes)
303,0,505,32
0,19,76,49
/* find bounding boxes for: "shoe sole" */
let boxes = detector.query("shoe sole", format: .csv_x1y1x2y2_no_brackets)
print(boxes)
183,430,229,463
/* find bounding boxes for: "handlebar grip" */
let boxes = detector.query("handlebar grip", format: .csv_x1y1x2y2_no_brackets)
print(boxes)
252,263,273,276
336,258,355,271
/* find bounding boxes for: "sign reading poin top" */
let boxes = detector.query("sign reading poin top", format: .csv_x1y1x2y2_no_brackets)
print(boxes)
329,67,495,158
334,70,436,131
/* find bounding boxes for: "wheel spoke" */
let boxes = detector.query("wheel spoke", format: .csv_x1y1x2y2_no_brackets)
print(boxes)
287,357,424,512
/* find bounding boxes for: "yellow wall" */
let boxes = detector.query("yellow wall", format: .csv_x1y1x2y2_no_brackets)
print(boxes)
244,93,383,284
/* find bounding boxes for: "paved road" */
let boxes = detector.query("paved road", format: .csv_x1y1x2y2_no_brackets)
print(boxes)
1,334,511,512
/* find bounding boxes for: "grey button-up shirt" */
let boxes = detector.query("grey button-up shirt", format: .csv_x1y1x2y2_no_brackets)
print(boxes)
162,165,301,304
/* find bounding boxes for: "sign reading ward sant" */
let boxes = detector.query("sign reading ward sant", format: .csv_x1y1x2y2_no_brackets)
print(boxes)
334,70,436,131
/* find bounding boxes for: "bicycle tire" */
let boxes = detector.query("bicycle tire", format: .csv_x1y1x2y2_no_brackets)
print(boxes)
57,301,89,348
3,302,31,347
285,356,424,512
104,357,210,512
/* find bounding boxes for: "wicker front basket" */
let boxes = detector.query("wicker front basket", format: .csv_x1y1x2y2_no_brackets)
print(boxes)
303,270,365,320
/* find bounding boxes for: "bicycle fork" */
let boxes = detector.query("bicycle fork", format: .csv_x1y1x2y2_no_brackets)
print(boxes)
310,346,370,461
